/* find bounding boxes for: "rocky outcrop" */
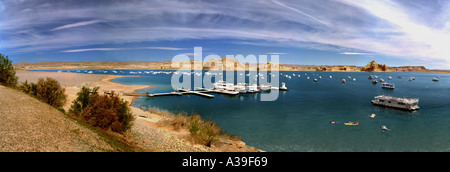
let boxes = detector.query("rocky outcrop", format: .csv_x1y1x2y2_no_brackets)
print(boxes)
360,60,394,72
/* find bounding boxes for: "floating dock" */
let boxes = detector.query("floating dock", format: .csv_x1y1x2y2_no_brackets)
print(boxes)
123,81,287,99
176,89,215,98
148,92,183,97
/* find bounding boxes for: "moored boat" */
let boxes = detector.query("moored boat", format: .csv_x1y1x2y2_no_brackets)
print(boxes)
381,82,395,89
371,95,419,111
372,79,377,84
279,82,289,91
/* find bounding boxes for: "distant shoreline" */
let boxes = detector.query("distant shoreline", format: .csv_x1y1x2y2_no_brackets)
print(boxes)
22,68,450,74
13,59,450,73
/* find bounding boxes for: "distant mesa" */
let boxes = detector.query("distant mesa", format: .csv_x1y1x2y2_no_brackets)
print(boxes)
360,60,393,72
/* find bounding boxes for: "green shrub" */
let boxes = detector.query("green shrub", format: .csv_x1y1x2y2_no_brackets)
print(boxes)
70,87,134,133
69,86,99,116
19,80,37,95
0,53,18,87
19,77,67,108
35,77,67,108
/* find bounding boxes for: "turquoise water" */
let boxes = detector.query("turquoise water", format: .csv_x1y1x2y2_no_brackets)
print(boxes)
35,70,450,151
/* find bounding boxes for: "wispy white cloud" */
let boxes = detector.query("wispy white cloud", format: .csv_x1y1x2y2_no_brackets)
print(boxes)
271,0,330,26
62,46,187,53
144,47,187,51
62,48,124,53
267,52,288,55
51,20,102,31
339,52,373,55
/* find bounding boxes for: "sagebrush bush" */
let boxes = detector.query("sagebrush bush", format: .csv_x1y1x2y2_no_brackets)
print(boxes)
158,111,232,147
70,86,134,133
20,77,67,108
0,53,18,87
35,77,67,108
188,114,222,147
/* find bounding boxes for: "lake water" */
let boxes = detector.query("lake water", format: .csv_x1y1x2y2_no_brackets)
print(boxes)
36,69,450,151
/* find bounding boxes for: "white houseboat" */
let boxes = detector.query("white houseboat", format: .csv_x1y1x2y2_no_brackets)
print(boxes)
371,95,419,111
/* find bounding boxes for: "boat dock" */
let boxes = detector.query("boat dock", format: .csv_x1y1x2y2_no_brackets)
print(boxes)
123,81,287,99
123,89,215,98
176,89,215,98
148,92,183,97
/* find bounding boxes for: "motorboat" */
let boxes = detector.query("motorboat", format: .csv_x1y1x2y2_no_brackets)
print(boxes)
381,82,395,89
279,82,289,91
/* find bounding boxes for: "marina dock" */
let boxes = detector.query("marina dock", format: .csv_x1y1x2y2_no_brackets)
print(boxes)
123,89,215,98
176,89,215,98
148,92,183,97
123,81,287,99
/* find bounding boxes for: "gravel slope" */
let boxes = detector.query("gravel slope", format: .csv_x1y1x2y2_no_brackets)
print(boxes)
0,86,114,152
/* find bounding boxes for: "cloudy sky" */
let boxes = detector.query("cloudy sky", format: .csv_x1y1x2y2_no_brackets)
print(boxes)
1,0,450,69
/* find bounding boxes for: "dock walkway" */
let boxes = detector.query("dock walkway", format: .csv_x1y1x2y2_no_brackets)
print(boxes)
123,87,244,99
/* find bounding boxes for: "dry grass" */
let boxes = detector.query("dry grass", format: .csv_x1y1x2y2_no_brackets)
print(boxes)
149,107,241,147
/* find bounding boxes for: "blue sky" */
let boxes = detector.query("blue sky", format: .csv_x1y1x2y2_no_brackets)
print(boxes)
1,0,450,69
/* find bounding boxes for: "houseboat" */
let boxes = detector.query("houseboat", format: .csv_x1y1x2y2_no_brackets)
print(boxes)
371,95,419,111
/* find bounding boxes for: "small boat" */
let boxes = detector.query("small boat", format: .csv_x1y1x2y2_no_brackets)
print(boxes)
279,82,289,91
381,82,395,89
372,80,378,84
379,78,384,82
342,79,346,83
369,114,376,118
409,77,415,81
345,121,359,126
368,75,373,79
314,78,318,82
432,77,440,82
352,78,356,82
388,76,392,80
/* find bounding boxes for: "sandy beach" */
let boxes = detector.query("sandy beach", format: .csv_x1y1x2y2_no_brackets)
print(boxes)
14,70,258,152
